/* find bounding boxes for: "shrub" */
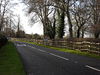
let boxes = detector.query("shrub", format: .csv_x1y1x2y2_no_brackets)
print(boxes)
0,34,8,48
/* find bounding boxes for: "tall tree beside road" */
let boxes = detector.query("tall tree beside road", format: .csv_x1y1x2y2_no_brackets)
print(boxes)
52,0,73,38
55,0,65,39
90,0,100,38
0,0,11,31
24,0,57,39
0,0,17,37
57,8,65,38
16,15,25,38
71,0,92,38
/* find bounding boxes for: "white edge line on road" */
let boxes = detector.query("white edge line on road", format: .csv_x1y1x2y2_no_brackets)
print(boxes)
85,65,100,72
17,44,26,47
30,46,48,53
49,53,69,61
17,43,100,72
37,49,47,53
29,45,69,61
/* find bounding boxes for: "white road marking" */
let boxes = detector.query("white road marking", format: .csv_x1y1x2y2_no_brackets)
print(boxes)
29,46,48,53
17,43,100,73
85,65,100,72
27,45,32,48
49,53,69,61
29,45,69,61
31,47,37,49
37,49,47,53
17,44,26,46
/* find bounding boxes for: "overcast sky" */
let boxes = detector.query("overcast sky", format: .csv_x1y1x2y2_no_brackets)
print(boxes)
12,0,43,35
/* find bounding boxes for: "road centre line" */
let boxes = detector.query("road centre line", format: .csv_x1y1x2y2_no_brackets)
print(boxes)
85,65,100,72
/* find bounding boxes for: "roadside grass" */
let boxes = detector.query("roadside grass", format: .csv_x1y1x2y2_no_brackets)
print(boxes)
17,40,100,59
0,42,26,75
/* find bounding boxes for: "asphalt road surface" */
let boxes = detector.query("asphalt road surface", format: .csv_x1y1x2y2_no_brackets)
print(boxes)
15,41,100,75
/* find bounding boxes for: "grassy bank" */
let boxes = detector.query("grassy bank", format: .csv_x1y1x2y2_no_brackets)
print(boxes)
0,42,26,75
17,40,100,59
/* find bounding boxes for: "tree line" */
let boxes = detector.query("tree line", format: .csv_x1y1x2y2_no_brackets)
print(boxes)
24,0,100,39
0,0,25,38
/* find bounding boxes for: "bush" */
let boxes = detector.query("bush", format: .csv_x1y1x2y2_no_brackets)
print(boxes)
0,34,8,48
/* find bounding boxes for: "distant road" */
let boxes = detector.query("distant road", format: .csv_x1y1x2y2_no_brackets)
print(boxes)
15,41,100,75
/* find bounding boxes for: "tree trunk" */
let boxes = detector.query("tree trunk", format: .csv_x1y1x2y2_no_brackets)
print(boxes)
81,30,84,38
0,26,2,31
66,5,73,38
57,10,65,39
77,28,81,38
94,33,100,38
52,16,56,39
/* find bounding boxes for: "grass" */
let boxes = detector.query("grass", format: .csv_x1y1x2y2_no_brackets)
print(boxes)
0,42,26,75
17,40,100,59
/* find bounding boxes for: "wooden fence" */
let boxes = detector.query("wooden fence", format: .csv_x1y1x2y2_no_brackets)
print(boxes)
13,38,100,55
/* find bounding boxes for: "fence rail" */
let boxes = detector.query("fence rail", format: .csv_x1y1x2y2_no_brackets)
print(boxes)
12,38,100,55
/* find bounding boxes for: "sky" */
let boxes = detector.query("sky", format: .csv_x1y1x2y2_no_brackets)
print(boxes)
12,0,43,35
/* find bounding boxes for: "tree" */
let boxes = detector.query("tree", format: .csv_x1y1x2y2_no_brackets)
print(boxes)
24,0,100,39
16,15,25,38
51,0,74,38
71,0,91,38
91,24,100,38
3,13,17,37
0,0,16,36
32,33,41,39
90,0,100,38
57,8,65,38
24,0,57,39
0,0,11,31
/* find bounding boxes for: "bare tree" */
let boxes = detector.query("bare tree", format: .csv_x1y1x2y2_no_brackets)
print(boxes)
23,0,100,39
24,0,57,39
0,0,16,33
71,0,91,38
90,0,100,38
0,0,10,31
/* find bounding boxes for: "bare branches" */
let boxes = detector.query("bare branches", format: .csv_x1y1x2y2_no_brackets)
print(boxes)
24,0,100,38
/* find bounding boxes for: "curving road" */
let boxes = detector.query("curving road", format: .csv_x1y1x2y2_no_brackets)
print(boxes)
15,41,100,75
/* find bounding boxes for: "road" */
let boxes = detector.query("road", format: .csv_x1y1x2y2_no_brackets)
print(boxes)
15,41,100,75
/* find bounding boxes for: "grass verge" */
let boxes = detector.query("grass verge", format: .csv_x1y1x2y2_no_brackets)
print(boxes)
17,40,100,59
0,42,26,75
